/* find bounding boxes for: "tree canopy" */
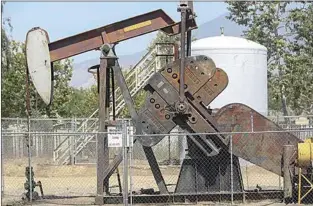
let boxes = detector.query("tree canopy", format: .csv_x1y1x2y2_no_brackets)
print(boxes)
227,1,313,115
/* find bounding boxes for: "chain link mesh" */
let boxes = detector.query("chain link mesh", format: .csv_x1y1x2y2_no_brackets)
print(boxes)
1,117,313,205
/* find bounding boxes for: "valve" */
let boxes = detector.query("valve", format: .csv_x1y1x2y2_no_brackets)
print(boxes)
22,166,44,201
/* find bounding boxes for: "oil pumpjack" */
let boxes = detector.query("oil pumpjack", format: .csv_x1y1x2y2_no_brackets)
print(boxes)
25,2,313,205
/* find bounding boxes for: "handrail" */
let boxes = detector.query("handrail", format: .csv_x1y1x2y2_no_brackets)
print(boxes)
53,111,99,154
56,118,99,163
114,56,157,104
54,43,175,164
111,47,157,98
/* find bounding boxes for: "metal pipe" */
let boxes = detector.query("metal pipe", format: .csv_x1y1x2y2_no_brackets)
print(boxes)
179,6,187,102
106,65,111,117
111,67,116,120
186,1,193,57
3,129,313,136
122,121,129,206
298,167,302,204
25,55,33,203
37,181,44,198
129,120,133,205
27,117,32,203
230,135,233,205
168,135,171,164
116,169,122,194
186,30,192,56
97,68,100,94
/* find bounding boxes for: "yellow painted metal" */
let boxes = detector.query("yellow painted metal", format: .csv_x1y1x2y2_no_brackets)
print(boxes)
298,138,313,168
298,167,301,204
297,137,313,204
298,167,313,204
123,20,152,32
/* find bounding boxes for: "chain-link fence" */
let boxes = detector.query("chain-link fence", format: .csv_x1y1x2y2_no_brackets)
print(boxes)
1,116,313,205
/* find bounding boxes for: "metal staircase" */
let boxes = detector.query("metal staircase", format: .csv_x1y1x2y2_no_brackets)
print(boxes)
53,43,176,165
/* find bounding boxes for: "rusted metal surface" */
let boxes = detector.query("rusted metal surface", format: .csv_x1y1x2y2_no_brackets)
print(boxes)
138,56,228,150
134,54,243,195
137,91,176,146
178,3,187,103
161,55,216,96
96,57,109,205
193,68,228,106
283,145,295,200
142,146,169,194
48,9,197,62
160,19,197,36
214,103,302,176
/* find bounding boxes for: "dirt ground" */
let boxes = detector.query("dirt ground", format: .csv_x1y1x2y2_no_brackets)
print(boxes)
2,158,286,206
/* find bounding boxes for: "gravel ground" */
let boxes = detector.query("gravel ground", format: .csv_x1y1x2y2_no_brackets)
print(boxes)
2,158,290,206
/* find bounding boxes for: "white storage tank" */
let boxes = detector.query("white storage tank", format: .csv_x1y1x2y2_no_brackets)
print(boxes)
191,35,268,116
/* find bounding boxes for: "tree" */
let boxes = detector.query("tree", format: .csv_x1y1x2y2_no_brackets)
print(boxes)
284,3,313,115
1,40,74,117
62,85,98,118
43,59,74,117
1,2,76,118
226,1,313,115
1,1,13,78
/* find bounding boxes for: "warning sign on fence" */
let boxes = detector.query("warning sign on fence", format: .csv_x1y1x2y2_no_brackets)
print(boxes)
108,127,122,148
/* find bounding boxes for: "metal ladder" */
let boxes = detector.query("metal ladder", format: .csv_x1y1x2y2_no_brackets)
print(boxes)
54,43,176,165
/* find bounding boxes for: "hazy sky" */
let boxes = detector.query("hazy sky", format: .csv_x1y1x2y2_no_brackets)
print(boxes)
3,2,228,64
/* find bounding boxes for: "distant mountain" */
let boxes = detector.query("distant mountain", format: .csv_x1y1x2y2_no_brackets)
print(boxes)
70,50,145,88
70,12,244,88
193,12,245,39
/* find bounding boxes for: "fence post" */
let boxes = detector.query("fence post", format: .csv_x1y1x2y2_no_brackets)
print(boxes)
13,128,16,159
122,120,129,206
70,118,74,165
128,120,133,205
1,126,4,197
27,117,33,203
230,134,233,205
36,129,39,157
283,145,295,202
15,118,19,158
73,117,77,164
168,135,171,165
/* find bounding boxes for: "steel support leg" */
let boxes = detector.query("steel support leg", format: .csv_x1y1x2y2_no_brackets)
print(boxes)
100,65,169,194
96,57,109,205
143,146,168,194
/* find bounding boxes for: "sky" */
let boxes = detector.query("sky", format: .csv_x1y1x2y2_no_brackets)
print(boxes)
3,2,228,64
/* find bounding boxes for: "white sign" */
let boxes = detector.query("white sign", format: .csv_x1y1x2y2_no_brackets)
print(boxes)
107,126,134,148
108,127,122,148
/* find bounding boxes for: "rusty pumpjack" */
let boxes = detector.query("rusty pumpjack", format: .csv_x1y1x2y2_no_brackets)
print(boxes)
25,1,311,205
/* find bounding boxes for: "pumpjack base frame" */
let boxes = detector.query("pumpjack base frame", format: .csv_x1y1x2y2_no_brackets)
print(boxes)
102,190,284,204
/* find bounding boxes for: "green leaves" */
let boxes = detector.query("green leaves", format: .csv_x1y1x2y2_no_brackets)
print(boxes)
1,38,75,117
227,1,313,115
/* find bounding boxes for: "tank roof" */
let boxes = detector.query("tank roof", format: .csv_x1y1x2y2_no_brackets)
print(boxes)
192,35,267,51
